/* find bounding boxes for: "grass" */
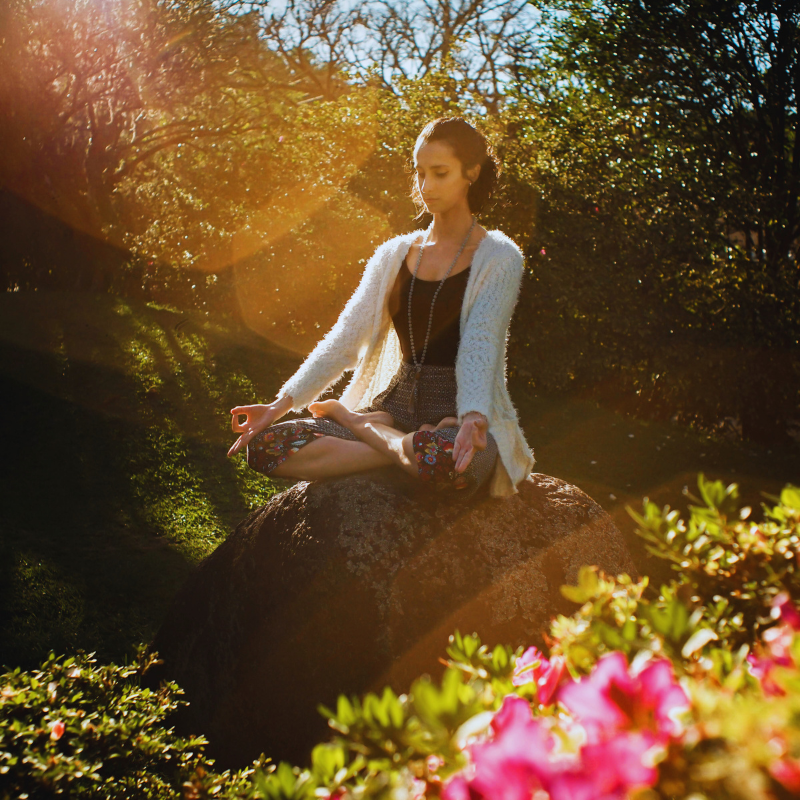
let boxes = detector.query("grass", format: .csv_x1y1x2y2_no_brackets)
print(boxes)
1,290,797,670
0,291,296,669
511,385,799,586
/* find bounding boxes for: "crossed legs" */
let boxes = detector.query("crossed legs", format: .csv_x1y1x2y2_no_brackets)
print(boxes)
269,402,458,481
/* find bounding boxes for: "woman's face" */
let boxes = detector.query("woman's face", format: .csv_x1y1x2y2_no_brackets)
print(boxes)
414,140,479,214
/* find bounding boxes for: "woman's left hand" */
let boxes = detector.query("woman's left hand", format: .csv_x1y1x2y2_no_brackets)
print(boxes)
452,412,488,473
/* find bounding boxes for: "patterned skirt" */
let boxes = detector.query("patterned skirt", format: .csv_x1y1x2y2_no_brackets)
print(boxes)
247,361,498,497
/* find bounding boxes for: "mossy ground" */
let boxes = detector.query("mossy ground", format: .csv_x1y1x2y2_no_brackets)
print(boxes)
1,291,797,670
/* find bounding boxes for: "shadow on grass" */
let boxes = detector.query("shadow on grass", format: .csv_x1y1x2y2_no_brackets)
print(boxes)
0,292,299,670
1,290,797,671
510,376,800,589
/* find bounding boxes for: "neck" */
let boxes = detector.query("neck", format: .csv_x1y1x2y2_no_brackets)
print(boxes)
427,205,474,244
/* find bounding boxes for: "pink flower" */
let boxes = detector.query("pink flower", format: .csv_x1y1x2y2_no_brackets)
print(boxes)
772,592,800,630
770,757,800,793
547,732,657,800
512,646,544,686
579,733,658,793
748,619,800,695
764,624,795,666
557,652,688,743
50,720,65,740
539,248,546,255
537,656,567,705
550,654,675,799
747,653,787,696
556,652,635,738
636,658,690,739
442,695,553,800
444,693,659,800
512,647,567,705
441,774,471,800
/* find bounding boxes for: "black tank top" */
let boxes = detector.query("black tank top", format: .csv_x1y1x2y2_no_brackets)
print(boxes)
388,263,471,367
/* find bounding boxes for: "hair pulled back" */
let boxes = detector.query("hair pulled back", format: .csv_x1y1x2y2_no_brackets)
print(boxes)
411,117,499,216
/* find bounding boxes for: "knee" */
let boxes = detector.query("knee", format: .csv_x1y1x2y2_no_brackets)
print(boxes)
272,436,331,481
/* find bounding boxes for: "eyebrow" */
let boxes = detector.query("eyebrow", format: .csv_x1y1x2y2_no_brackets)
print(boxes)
416,163,450,169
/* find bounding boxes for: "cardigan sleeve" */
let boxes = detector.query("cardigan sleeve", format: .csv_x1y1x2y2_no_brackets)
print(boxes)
455,246,524,423
276,238,394,411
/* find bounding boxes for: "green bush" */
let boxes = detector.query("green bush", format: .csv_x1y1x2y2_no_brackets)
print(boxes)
248,475,800,800
0,647,265,799
553,475,800,673
4,475,800,799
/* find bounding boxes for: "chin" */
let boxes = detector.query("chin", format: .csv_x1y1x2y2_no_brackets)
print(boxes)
425,200,460,214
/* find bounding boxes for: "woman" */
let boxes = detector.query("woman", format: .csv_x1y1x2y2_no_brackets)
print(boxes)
228,117,535,498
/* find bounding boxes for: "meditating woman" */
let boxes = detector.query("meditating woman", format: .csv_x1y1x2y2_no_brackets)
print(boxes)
228,117,535,498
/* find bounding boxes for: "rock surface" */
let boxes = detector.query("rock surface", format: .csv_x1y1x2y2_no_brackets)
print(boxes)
147,470,635,769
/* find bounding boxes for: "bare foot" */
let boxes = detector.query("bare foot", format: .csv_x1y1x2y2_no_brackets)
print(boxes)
309,399,393,429
418,423,436,432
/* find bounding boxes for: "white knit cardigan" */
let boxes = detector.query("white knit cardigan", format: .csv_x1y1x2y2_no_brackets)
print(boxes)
276,228,536,497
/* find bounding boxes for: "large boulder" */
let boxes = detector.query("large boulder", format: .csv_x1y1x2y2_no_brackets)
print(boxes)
147,470,635,769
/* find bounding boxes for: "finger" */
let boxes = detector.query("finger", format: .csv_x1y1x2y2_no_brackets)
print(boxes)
455,446,474,474
472,423,487,451
227,434,245,457
452,436,463,465
241,428,258,448
453,433,472,464
455,455,472,475
231,413,246,433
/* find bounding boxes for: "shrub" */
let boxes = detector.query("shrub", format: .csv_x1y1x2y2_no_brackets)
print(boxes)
0,647,265,799
3,475,800,799
249,475,800,800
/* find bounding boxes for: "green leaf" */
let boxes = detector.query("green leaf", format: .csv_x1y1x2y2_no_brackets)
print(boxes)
780,486,800,511
311,743,346,783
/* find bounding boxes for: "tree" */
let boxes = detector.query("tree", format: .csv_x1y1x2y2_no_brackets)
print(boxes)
1,0,284,236
546,0,799,334
502,0,800,441
223,0,541,114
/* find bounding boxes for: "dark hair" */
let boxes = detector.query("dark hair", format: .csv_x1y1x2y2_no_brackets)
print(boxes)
410,117,500,217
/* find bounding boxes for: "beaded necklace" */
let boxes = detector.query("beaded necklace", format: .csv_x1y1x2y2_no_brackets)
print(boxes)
406,216,476,414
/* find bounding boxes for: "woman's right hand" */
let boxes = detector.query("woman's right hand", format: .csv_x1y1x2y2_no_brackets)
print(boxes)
228,396,292,457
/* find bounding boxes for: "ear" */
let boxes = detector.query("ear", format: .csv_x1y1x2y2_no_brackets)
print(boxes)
466,163,481,184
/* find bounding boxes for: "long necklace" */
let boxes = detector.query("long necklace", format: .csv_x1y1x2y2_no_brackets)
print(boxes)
406,216,476,415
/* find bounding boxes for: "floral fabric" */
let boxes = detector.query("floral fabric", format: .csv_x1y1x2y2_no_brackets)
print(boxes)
247,422,324,475
412,430,470,491
246,363,498,497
